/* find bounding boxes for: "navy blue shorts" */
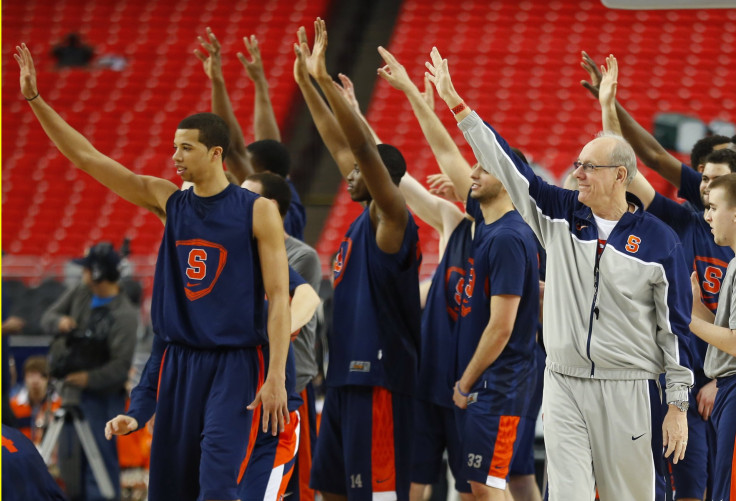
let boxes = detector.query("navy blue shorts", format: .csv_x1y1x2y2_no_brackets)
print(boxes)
411,399,471,493
241,410,300,501
147,343,263,501
711,375,736,501
455,388,524,491
310,386,413,501
510,350,543,476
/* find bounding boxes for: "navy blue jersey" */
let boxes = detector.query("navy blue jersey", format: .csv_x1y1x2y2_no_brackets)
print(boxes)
648,193,733,376
417,218,473,407
678,164,704,212
151,185,266,348
457,199,540,415
2,424,66,501
329,207,422,394
284,179,306,241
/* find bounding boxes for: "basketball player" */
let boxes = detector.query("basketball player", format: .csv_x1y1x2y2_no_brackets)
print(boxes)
15,44,291,501
297,19,422,501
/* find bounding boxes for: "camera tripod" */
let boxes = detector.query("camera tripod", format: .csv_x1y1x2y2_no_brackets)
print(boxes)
39,403,116,499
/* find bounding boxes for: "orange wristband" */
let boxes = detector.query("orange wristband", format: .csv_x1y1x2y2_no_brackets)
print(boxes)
450,102,466,115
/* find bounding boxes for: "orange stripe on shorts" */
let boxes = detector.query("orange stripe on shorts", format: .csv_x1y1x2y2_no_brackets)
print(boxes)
155,347,169,401
297,389,315,501
238,346,266,483
371,387,396,493
487,415,521,480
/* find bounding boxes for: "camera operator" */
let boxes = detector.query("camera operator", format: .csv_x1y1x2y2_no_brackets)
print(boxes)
41,242,138,501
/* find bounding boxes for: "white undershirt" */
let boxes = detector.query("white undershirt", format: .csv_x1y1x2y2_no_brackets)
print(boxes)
593,214,618,240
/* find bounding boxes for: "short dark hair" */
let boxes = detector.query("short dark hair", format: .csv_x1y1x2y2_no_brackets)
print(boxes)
24,355,49,378
246,140,291,178
177,113,230,160
377,144,406,186
704,148,736,173
246,172,292,217
708,173,736,208
690,135,732,169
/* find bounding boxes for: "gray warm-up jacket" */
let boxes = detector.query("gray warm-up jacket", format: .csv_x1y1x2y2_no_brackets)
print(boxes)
458,111,694,404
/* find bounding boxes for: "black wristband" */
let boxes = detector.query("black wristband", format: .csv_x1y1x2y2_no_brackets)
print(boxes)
25,91,40,102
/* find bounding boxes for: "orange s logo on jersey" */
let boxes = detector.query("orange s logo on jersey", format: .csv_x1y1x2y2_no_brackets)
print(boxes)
460,258,475,317
186,249,208,280
625,235,641,253
702,265,723,295
176,239,228,301
333,237,353,289
694,256,729,312
2,436,18,453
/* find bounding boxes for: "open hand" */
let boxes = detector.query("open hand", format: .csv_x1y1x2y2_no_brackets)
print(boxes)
580,51,602,98
247,377,290,436
194,27,223,81
14,43,39,100
377,46,414,93
332,73,360,114
425,47,461,107
238,35,265,83
305,17,328,80
293,27,311,85
598,54,618,108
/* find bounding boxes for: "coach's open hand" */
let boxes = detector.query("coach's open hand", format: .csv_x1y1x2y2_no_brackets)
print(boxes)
662,405,688,464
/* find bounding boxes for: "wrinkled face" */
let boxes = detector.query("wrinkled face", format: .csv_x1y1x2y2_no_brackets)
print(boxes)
469,163,504,202
705,187,736,248
346,164,369,202
573,138,626,211
172,129,220,183
25,371,48,402
701,162,731,207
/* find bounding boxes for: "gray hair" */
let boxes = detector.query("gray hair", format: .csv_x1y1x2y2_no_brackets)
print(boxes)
596,132,637,185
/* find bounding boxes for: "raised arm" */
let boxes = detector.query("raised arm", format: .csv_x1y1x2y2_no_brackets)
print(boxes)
250,197,291,435
378,46,473,197
293,27,355,179
598,55,622,136
399,172,464,255
238,35,281,142
332,73,382,145
194,28,251,183
16,44,176,221
581,51,684,187
307,18,408,248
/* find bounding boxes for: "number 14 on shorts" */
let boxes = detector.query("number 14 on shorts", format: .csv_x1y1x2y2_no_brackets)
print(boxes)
350,474,363,488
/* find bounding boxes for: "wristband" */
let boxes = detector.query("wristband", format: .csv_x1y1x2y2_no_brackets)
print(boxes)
450,102,466,115
25,91,40,102
455,381,470,397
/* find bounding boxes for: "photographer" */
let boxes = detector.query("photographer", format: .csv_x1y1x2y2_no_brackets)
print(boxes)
41,242,137,501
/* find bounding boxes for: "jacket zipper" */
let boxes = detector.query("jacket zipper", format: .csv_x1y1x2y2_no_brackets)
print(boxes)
586,241,604,377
